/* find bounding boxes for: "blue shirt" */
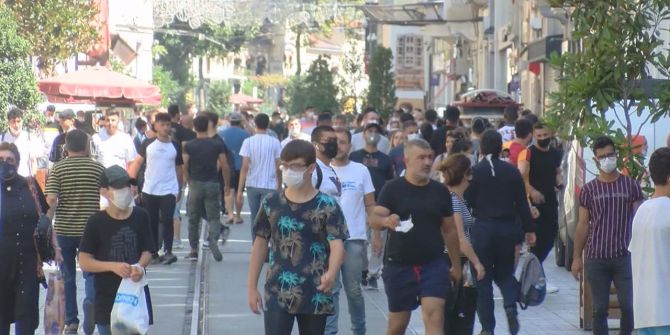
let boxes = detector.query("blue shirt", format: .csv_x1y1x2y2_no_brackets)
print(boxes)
219,126,250,171
389,145,405,177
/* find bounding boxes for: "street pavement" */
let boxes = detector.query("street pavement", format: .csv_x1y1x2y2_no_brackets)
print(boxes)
34,207,591,335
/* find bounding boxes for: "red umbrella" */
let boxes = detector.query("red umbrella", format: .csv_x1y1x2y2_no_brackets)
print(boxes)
230,93,263,105
38,67,161,104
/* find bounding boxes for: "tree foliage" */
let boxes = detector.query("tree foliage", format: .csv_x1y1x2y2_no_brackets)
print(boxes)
0,5,43,132
154,21,258,109
366,46,397,117
286,56,339,115
338,42,367,114
5,0,99,76
546,0,670,184
206,80,232,116
152,65,181,107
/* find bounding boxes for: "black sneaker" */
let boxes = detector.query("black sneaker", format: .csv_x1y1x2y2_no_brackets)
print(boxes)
83,299,95,335
184,251,198,261
478,331,493,335
209,239,223,261
505,305,519,335
367,276,379,290
361,271,368,287
151,253,163,265
161,253,178,265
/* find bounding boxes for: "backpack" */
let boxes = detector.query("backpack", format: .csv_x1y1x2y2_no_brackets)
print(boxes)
315,163,323,189
517,252,546,309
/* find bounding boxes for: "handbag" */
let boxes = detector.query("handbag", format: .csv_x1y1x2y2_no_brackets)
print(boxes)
43,270,65,335
111,276,152,335
27,177,55,264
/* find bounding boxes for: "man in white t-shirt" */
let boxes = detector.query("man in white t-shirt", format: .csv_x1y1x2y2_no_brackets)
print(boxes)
629,147,670,334
237,113,282,237
329,128,375,335
310,126,342,202
1,107,43,177
91,109,137,169
280,117,310,148
129,112,183,265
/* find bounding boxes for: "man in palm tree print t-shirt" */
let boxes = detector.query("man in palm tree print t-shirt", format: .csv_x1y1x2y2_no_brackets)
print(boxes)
255,192,349,316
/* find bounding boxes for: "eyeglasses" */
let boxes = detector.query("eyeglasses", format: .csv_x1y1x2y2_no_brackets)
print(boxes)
595,152,616,160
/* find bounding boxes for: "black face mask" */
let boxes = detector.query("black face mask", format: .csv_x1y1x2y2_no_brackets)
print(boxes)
0,161,17,180
537,138,552,149
322,141,338,159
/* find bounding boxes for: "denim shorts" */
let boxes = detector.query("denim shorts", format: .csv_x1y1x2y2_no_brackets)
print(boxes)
382,256,450,312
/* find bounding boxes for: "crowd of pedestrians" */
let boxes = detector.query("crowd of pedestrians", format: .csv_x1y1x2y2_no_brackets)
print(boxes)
0,101,669,335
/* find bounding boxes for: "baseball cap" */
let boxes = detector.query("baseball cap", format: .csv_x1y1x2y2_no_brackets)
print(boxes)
100,165,133,189
59,109,75,120
229,112,242,122
364,122,383,133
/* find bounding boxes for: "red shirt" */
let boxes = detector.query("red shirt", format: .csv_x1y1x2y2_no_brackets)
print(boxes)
507,141,531,167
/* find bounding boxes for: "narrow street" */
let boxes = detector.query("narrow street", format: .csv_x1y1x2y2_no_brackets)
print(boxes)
35,203,590,335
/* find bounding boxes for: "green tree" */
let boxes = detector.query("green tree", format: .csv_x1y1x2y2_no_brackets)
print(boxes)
338,42,367,113
152,65,181,107
546,0,670,184
206,80,231,116
154,22,258,109
5,0,99,76
366,47,397,118
0,5,43,132
285,57,339,115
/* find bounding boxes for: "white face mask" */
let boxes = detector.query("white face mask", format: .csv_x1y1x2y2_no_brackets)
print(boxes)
407,133,420,141
599,157,617,174
283,168,306,188
110,187,134,210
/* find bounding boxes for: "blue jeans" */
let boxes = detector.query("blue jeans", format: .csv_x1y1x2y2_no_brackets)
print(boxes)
472,219,522,332
585,255,634,335
57,235,95,327
246,187,274,239
325,240,366,335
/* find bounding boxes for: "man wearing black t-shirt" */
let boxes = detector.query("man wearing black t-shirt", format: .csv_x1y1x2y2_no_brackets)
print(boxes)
528,123,562,264
349,122,394,290
79,165,155,335
370,139,461,335
183,115,231,262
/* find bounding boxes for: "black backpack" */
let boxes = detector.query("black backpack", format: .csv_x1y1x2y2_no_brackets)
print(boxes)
27,178,55,265
315,163,323,189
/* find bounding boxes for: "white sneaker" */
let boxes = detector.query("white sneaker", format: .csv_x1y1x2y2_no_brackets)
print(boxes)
174,239,183,249
546,283,559,294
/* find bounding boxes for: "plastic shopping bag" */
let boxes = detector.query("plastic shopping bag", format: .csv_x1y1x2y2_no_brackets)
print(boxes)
44,270,65,335
111,277,150,335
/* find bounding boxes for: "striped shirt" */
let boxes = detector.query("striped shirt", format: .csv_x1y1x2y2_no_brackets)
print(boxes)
451,192,474,241
579,174,643,260
239,133,281,190
45,156,105,237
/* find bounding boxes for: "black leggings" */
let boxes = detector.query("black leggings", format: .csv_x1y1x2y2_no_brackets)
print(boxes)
141,193,176,254
263,308,327,335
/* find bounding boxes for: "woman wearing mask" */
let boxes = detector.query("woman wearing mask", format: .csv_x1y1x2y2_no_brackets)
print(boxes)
0,142,49,335
390,130,407,149
438,154,485,335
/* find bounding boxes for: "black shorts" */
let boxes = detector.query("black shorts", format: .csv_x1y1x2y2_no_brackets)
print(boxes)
382,256,450,312
229,170,240,191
